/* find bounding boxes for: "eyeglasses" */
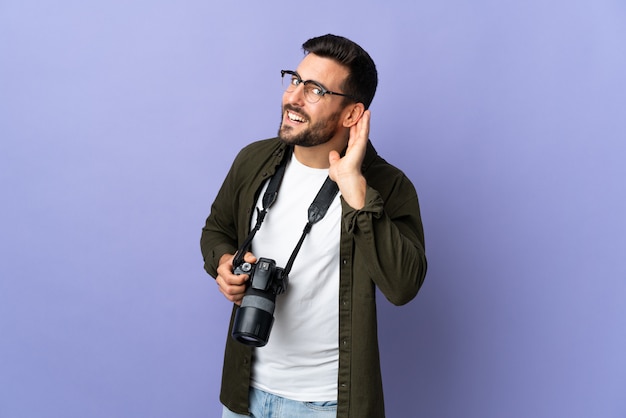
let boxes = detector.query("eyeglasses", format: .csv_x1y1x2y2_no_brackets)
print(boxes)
281,70,358,104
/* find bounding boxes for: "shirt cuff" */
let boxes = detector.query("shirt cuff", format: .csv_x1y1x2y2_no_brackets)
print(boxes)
342,186,384,234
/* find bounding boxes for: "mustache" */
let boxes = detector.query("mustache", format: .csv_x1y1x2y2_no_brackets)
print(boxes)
283,104,310,121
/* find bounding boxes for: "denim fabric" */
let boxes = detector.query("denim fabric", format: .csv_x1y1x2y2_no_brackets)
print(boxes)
222,387,337,418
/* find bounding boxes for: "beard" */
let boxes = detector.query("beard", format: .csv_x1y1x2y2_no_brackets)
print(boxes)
278,105,342,147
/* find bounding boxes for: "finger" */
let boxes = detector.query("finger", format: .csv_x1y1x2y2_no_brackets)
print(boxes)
243,252,257,264
328,150,340,165
216,261,235,281
346,112,370,159
219,270,250,286
217,284,245,304
352,110,370,145
218,253,235,268
216,274,248,299
217,278,247,295
215,252,250,304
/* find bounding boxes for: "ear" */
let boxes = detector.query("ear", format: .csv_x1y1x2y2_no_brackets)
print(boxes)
341,102,366,128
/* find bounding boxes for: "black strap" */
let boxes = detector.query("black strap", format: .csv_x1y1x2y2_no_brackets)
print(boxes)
262,161,286,210
232,154,339,274
232,155,289,268
283,177,338,276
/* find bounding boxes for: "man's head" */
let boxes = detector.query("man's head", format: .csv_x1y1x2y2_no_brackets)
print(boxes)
302,34,378,110
278,35,377,150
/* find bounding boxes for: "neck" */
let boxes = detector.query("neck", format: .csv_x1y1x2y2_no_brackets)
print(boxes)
293,136,347,169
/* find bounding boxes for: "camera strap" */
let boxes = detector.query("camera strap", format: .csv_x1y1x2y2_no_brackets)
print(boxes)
232,149,339,273
283,176,338,276
232,156,288,268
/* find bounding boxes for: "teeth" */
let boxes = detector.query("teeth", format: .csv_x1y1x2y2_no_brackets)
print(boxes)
288,111,306,123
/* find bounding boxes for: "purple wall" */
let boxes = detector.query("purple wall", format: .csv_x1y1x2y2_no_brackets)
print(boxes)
1,1,625,417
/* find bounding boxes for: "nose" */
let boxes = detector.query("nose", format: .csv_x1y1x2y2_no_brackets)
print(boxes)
284,83,306,106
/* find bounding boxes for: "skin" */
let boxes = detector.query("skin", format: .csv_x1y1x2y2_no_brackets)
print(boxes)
216,53,371,304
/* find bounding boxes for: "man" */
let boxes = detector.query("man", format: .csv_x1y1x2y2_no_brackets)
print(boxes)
201,34,427,418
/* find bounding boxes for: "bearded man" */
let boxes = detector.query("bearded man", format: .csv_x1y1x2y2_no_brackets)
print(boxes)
201,34,427,418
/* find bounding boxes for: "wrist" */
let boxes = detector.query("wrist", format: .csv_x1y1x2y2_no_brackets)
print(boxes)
339,175,366,210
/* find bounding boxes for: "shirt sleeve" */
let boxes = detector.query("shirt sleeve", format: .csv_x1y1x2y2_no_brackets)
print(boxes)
200,163,241,279
341,183,427,306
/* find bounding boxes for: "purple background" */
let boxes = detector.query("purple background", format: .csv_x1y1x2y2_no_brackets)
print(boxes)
1,1,625,417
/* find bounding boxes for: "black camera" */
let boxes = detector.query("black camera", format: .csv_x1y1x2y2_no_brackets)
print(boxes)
231,257,288,347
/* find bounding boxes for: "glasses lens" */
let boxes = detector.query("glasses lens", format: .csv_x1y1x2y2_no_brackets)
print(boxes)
303,82,324,103
281,71,324,103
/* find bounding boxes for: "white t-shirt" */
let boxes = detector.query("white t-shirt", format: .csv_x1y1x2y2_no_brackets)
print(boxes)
249,154,341,402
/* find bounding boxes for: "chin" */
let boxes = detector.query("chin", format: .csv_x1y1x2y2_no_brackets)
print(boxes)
278,124,301,142
278,128,294,143
278,122,335,148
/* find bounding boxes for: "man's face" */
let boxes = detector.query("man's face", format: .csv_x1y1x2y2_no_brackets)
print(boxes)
278,53,350,147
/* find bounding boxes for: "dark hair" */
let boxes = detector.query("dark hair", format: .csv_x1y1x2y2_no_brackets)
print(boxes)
302,34,378,109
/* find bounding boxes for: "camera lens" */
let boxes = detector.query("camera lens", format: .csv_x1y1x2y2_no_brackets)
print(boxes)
232,303,275,347
231,257,285,347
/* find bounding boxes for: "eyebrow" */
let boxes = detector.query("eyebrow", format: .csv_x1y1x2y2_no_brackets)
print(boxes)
293,70,331,92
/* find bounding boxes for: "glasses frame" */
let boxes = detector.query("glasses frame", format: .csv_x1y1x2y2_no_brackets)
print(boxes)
281,70,359,104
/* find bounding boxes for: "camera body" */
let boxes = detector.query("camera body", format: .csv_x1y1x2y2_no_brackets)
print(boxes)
231,257,288,347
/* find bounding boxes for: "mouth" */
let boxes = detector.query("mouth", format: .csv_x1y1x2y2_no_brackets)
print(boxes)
285,109,308,125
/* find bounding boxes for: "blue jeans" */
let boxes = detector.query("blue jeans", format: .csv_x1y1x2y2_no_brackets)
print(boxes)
222,387,337,418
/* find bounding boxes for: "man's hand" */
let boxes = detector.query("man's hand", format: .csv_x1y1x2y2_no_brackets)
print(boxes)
216,252,257,305
328,110,370,210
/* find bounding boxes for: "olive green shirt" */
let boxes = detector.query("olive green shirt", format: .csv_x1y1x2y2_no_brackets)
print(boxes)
200,137,427,417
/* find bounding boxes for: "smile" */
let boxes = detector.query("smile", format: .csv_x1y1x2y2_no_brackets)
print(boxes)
287,111,307,123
